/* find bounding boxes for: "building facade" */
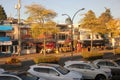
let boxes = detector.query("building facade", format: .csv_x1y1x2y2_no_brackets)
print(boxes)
0,25,18,54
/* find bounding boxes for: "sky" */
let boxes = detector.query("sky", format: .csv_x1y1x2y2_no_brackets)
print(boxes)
0,0,120,24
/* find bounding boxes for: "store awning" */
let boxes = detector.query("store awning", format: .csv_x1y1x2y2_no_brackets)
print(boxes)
0,25,13,31
0,37,10,42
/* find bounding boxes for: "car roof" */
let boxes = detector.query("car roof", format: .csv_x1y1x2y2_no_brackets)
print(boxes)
65,60,91,65
0,73,22,80
31,63,60,68
65,60,90,63
93,59,113,62
2,71,30,76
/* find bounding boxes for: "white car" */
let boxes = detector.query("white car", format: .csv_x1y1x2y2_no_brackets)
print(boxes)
93,59,120,69
114,58,120,66
93,59,120,80
28,63,83,80
0,71,45,80
64,61,112,80
0,68,5,74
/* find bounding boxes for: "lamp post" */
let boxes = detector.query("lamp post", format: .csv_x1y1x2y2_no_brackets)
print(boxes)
15,0,21,56
62,8,84,56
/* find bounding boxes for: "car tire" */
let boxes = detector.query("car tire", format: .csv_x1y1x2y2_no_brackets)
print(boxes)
95,74,106,80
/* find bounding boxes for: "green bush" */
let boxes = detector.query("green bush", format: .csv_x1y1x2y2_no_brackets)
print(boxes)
33,55,60,64
81,50,103,60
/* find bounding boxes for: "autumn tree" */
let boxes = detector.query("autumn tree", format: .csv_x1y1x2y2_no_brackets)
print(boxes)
25,3,58,55
106,19,120,49
80,10,99,50
106,19,120,37
98,8,113,34
25,3,57,38
0,5,7,24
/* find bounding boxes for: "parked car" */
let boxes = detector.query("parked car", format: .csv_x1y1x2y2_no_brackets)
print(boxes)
93,59,120,80
28,63,83,80
0,71,45,80
93,59,120,69
64,61,112,80
0,68,5,74
113,58,120,66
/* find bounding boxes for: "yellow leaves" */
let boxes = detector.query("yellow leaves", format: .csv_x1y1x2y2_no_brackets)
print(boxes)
81,50,103,59
25,3,58,39
25,3,57,23
106,19,120,37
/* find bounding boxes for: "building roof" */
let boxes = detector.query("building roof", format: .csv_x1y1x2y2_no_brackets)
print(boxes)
0,25,13,31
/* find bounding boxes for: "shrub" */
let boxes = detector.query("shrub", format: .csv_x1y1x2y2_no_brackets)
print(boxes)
5,57,21,64
115,48,120,55
81,50,103,60
33,55,60,64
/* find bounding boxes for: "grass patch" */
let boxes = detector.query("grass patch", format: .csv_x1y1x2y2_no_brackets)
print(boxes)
114,48,120,55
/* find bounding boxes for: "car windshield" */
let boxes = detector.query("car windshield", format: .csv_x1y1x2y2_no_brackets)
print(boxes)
18,73,38,80
55,66,70,75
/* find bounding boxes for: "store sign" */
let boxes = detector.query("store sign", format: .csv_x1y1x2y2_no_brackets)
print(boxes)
0,41,12,45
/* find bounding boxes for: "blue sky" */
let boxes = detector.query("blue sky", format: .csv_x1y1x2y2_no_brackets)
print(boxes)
0,0,120,24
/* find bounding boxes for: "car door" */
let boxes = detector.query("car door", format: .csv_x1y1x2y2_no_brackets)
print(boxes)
80,64,98,79
48,68,66,80
67,63,95,79
106,61,118,68
97,61,108,68
97,61,117,68
33,67,51,80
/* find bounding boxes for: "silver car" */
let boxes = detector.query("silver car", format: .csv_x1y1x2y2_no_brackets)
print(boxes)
28,63,83,80
0,71,45,80
64,61,112,80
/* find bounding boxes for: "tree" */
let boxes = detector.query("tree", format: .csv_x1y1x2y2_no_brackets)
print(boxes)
25,3,58,55
0,5,7,24
106,19,120,37
106,19,120,50
25,3,57,24
98,7,113,34
80,10,99,51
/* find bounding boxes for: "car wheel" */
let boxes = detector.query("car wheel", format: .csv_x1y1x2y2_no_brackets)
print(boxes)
95,75,106,80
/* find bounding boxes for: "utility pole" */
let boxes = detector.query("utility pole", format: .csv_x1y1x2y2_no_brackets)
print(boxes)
18,0,21,24
15,0,21,55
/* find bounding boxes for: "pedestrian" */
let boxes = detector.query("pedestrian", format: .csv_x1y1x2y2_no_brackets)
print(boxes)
77,42,82,53
88,46,91,52
17,47,21,56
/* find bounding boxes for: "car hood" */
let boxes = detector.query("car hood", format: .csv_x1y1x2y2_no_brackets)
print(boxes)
64,70,83,79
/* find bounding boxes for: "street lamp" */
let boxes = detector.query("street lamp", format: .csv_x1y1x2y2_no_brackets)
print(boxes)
62,8,84,56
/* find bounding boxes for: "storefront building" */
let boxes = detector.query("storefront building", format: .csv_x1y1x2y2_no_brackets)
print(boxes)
0,25,18,54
